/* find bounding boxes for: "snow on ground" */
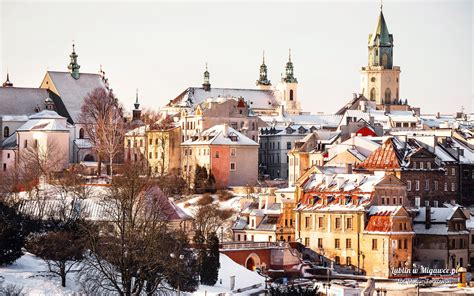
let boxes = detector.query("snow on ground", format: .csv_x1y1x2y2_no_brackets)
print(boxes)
0,253,81,295
0,253,263,296
176,193,246,218
194,253,265,296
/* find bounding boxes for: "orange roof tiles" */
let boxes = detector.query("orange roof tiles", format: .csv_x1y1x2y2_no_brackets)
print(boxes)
357,138,401,170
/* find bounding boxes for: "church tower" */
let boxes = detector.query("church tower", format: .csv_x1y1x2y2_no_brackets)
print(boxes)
202,63,211,91
360,5,401,105
278,49,301,115
256,51,271,90
68,43,81,80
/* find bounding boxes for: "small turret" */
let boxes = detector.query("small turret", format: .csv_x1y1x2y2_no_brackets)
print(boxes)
68,43,81,80
132,88,142,122
282,49,297,83
202,63,211,91
44,95,55,111
256,51,271,87
2,72,13,87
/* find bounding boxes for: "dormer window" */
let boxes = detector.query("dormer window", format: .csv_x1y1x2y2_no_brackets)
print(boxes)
230,136,238,142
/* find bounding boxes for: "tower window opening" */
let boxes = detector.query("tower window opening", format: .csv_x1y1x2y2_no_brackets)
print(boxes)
289,89,294,101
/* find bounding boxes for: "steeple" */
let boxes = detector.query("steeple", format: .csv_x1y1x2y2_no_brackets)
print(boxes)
367,5,393,69
2,71,13,87
256,51,271,86
202,63,211,91
132,88,142,122
68,43,81,79
282,49,297,83
134,88,140,110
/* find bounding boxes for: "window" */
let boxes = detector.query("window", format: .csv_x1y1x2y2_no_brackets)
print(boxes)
370,88,377,101
346,239,352,249
215,151,219,158
415,196,421,207
230,148,236,157
346,257,352,267
2,163,6,171
155,138,159,145
425,180,429,191
434,181,438,191
230,162,236,171
407,181,411,191
346,217,353,229
420,162,424,169
305,216,311,228
237,234,241,241
318,217,323,229
287,142,291,150
415,180,420,191
372,239,378,250
140,139,143,147
335,239,340,249
289,89,294,101
384,88,391,102
318,238,323,248
268,236,272,242
149,152,152,159
244,235,247,241
127,139,131,147
155,152,158,158
444,182,448,191
149,139,152,145
451,168,456,176
451,183,455,192
24,140,27,148
79,128,84,139
335,217,341,229
7,153,10,159
427,162,431,169
304,237,310,247
335,256,340,265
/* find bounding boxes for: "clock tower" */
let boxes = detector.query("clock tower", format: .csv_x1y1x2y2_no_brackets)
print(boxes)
360,6,400,105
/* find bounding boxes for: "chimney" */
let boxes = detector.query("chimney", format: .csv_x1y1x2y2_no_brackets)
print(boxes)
425,206,431,229
346,163,353,174
361,100,366,112
223,123,228,136
450,199,456,206
258,196,265,209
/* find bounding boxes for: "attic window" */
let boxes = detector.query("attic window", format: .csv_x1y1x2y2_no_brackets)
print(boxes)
230,136,238,142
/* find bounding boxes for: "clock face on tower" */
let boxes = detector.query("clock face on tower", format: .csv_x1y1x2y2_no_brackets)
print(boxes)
371,77,376,82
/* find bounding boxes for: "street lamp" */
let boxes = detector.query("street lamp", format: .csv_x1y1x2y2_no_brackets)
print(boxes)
170,253,185,296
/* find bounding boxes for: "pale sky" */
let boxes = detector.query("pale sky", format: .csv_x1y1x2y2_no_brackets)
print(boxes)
1,1,472,114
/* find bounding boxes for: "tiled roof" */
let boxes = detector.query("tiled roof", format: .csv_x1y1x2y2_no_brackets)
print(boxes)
357,138,401,170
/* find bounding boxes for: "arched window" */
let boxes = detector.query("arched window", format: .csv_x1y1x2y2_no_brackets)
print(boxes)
289,89,294,101
385,88,391,102
382,53,388,67
79,128,85,139
3,126,9,138
370,88,377,101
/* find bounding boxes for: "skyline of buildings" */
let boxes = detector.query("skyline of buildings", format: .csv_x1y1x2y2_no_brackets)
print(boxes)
1,1,471,114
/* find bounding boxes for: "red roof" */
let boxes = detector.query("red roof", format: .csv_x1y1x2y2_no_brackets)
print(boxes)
357,138,401,170
365,216,392,232
355,126,377,137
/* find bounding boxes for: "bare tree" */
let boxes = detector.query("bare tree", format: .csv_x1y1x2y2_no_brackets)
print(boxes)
79,162,198,296
192,204,234,241
79,88,125,181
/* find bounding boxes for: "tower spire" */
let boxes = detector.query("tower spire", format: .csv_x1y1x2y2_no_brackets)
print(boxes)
283,48,297,83
202,63,211,91
132,88,142,123
2,70,13,87
256,50,271,87
134,88,140,109
68,42,81,79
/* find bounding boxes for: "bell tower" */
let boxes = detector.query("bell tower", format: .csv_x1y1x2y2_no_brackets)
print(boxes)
278,49,301,115
256,51,271,90
360,5,401,105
